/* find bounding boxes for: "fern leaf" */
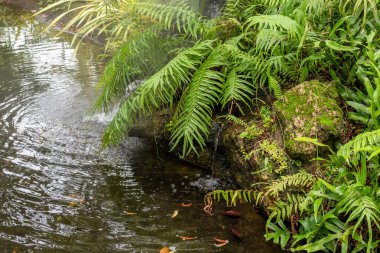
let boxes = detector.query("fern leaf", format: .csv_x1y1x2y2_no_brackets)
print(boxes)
101,40,215,146
170,48,227,156
221,68,255,110
337,129,380,162
267,73,282,99
265,171,316,198
134,2,206,38
244,15,300,39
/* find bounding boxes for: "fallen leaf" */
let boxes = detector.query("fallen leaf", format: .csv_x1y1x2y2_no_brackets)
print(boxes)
80,199,85,204
69,194,77,198
171,210,178,218
214,240,229,247
12,250,16,253
68,202,76,207
181,203,192,207
223,210,241,217
178,236,198,241
126,212,137,216
160,246,170,253
213,237,228,243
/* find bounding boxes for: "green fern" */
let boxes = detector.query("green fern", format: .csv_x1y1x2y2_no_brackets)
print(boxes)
267,73,282,99
224,114,249,127
268,193,306,222
265,171,316,198
134,2,206,38
210,189,264,206
337,129,380,162
244,15,300,39
102,40,215,145
220,68,255,111
170,47,227,156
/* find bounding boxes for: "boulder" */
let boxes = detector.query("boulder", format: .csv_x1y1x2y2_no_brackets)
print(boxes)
274,80,344,160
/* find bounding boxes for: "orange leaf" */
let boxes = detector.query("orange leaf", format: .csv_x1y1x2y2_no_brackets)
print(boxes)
214,240,229,247
160,246,170,253
178,236,198,241
213,237,228,243
171,210,178,218
181,203,192,207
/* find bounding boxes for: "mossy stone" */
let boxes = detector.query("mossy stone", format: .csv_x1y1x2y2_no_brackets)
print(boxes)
274,80,344,160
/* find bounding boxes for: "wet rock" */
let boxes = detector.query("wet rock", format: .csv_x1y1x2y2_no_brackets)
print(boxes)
274,80,344,160
190,176,220,191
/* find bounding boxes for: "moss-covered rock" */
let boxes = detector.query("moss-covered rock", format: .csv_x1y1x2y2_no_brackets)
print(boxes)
274,80,344,160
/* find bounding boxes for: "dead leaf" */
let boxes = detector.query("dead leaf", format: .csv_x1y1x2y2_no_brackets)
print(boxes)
178,236,198,241
171,210,178,218
68,202,76,207
126,212,137,216
181,203,192,207
160,246,170,253
80,199,85,204
214,240,229,247
213,237,228,243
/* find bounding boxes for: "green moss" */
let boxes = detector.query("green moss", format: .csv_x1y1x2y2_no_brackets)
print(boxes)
274,80,344,159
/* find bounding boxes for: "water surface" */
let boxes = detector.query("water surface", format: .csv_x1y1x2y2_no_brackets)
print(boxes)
0,11,281,253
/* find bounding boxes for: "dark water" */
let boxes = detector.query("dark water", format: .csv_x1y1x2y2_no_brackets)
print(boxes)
0,11,281,253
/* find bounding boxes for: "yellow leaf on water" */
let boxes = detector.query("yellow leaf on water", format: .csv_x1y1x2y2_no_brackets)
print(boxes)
171,210,178,218
160,246,170,253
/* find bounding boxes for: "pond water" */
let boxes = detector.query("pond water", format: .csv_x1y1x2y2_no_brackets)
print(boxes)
0,9,282,253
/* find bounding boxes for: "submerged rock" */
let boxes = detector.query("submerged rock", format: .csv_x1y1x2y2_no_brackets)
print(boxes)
274,80,344,160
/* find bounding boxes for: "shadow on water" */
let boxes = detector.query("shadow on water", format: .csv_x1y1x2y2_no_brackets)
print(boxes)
0,6,282,253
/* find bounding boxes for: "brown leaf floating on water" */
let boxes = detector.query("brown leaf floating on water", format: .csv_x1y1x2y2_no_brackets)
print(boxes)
213,237,228,243
223,210,241,217
178,235,198,241
171,210,178,218
214,239,229,247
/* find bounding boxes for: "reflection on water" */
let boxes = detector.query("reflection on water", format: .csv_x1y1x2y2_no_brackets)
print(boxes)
0,11,281,253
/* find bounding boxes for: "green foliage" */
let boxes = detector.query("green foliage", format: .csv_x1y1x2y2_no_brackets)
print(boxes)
337,129,380,163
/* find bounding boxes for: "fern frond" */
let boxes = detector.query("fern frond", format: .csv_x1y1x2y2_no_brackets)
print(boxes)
134,2,206,38
221,68,255,110
337,129,380,162
244,15,300,39
101,40,215,146
211,189,263,206
96,27,171,111
224,114,249,127
267,73,282,99
265,171,316,198
255,29,286,54
268,193,306,222
170,48,227,156
337,186,380,251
